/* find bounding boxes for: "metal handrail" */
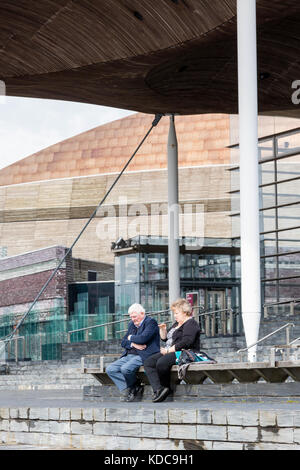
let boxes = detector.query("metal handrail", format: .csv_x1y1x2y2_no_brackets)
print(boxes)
67,309,170,334
67,305,238,341
199,307,237,317
237,322,295,354
67,309,172,342
264,298,300,307
263,299,300,318
0,335,26,345
68,318,130,336
0,336,26,363
288,336,300,346
269,334,300,364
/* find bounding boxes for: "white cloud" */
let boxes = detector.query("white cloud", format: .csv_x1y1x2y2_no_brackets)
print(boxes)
0,97,135,170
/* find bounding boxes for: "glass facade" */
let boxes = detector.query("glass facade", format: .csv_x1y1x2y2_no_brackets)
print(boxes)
230,127,300,312
69,281,115,316
67,281,117,341
0,307,67,361
114,236,241,334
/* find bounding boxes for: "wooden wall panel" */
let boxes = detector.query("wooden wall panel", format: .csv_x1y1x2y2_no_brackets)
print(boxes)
0,165,232,264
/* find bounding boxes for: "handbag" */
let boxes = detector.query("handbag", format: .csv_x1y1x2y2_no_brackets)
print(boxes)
176,349,217,381
195,351,217,364
176,349,199,366
176,349,216,365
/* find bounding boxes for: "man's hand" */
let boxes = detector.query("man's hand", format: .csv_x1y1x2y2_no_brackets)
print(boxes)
131,342,147,350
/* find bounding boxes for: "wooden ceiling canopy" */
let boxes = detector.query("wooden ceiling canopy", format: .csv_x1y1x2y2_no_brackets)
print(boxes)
2,0,300,116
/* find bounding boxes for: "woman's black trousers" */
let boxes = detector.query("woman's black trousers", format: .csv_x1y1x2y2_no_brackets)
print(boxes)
144,352,177,392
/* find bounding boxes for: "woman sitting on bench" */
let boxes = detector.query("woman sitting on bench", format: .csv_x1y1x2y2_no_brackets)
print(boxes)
144,298,200,402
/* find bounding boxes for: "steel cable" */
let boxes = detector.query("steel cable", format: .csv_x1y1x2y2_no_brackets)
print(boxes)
4,113,164,344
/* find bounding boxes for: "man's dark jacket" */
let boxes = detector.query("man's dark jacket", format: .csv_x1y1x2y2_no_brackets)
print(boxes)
121,316,160,363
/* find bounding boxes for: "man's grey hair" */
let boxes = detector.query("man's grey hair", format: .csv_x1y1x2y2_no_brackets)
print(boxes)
128,303,146,315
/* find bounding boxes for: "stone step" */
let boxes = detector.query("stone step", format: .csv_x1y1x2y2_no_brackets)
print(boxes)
0,382,95,390
6,363,82,372
0,382,95,391
84,382,300,402
0,376,90,383
0,360,97,391
5,370,83,377
5,374,84,380
0,384,88,391
0,369,88,378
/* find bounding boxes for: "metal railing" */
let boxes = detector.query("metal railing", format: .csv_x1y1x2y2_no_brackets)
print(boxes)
268,334,300,363
263,299,300,318
67,309,172,343
0,336,25,363
67,306,240,342
288,336,300,346
237,322,295,363
198,307,240,337
68,318,127,343
0,306,241,362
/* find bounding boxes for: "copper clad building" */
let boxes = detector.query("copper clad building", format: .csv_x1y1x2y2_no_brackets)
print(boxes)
0,113,299,360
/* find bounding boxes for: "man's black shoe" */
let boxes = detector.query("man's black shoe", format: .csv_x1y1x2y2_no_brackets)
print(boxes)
152,387,171,403
126,383,144,402
151,390,161,402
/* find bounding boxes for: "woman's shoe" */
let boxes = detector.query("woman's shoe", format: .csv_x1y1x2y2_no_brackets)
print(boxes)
152,387,170,403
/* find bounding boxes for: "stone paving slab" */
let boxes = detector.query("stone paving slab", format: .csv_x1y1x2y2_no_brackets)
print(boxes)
0,389,300,411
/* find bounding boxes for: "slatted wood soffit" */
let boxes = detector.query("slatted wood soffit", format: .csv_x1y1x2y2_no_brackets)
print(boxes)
1,0,300,116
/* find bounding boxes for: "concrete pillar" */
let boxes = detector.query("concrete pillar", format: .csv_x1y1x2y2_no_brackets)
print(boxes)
237,0,261,362
168,115,181,307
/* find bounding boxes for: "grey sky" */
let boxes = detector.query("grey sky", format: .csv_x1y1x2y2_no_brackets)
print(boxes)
0,96,135,170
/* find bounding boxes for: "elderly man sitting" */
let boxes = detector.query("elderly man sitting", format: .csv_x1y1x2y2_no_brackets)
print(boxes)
106,303,160,402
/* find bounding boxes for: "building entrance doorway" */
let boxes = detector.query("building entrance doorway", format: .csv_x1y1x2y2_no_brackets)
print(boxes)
204,289,228,336
206,290,226,313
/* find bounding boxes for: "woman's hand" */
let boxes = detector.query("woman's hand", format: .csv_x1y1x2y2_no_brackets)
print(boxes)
132,342,147,350
160,346,175,355
158,323,167,330
160,347,168,355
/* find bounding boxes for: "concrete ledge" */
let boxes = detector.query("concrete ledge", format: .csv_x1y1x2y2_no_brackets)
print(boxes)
83,382,300,402
2,405,300,450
